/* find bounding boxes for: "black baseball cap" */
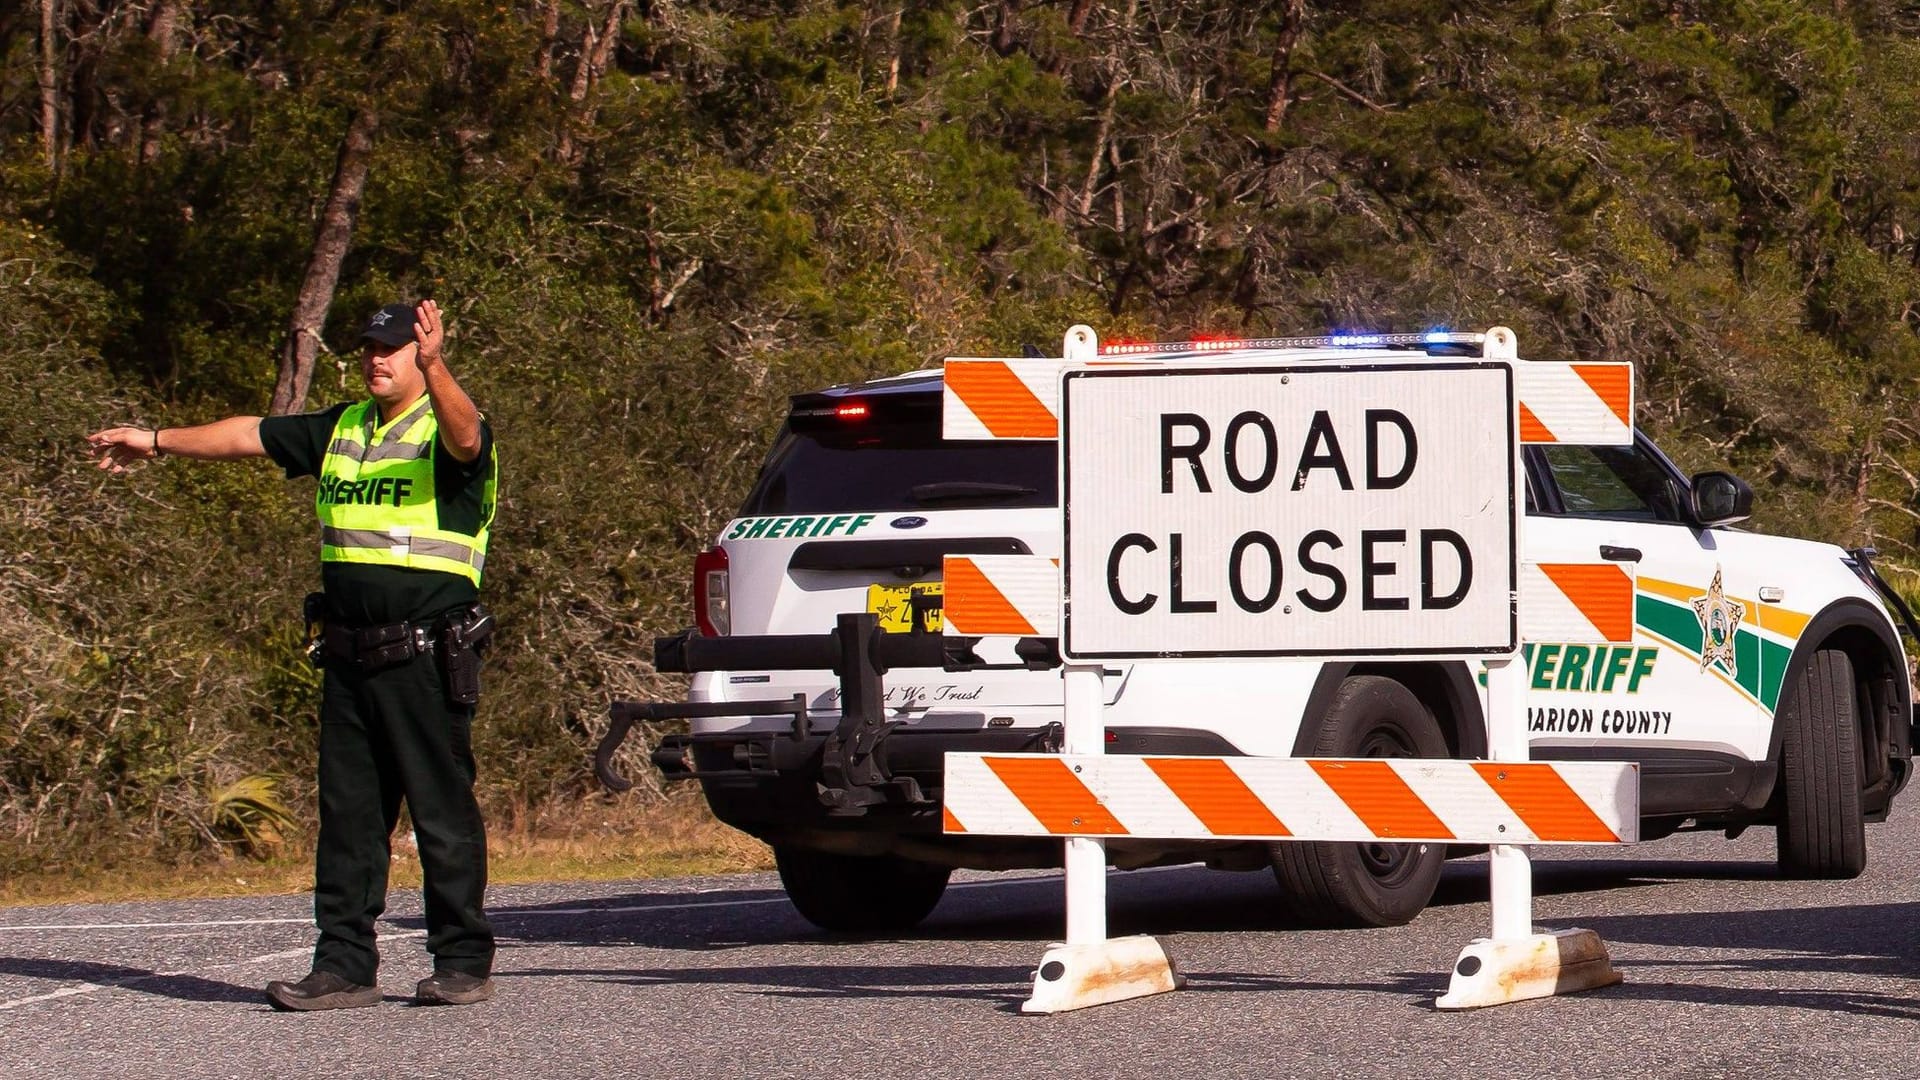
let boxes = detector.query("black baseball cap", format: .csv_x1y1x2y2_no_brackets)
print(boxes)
359,302,417,347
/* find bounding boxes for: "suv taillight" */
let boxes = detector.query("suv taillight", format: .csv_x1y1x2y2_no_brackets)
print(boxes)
693,547,731,637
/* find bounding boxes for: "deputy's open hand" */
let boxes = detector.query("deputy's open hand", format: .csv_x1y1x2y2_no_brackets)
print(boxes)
414,299,445,367
86,427,156,475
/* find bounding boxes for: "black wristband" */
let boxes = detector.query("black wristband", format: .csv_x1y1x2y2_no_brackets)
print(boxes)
152,428,164,457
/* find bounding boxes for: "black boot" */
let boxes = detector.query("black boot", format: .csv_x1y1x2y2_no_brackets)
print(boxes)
414,969,495,1006
265,970,381,1011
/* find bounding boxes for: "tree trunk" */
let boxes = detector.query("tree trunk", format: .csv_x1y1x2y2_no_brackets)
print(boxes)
991,0,1019,56
1067,0,1095,35
1077,0,1137,219
643,202,702,323
39,0,60,170
270,108,379,416
535,0,560,80
883,8,903,95
138,0,185,164
555,0,628,167
581,1,628,101
1263,0,1306,134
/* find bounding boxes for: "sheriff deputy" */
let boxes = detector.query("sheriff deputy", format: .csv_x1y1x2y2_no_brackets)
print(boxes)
87,299,501,1010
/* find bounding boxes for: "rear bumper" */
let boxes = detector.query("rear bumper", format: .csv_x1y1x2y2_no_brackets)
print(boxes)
660,724,1061,835
665,725,1246,849
597,614,1069,819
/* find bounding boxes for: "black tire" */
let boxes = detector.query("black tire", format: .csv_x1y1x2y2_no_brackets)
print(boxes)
1270,675,1448,927
1775,649,1867,879
773,846,952,933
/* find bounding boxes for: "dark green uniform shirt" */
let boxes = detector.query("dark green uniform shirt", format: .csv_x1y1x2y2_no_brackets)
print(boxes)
261,401,495,627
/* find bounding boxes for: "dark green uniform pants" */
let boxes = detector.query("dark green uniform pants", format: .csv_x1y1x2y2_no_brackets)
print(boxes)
313,649,494,985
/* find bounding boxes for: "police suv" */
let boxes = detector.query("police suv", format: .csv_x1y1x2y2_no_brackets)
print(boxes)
602,328,1918,933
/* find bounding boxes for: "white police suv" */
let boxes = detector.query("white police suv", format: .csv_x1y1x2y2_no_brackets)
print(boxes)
601,328,1917,933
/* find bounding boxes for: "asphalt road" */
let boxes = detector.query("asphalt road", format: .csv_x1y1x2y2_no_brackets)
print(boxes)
5,817,1920,1080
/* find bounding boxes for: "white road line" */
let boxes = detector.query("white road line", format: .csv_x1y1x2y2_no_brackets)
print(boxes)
0,932,426,1013
0,917,312,933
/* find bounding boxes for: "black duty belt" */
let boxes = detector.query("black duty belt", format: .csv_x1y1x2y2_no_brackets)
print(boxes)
321,619,439,671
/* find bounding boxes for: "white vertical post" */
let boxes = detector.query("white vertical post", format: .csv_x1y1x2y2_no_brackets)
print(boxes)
1484,330,1533,944
1018,320,1184,1010
1438,337,1626,1008
1061,663,1106,945
1484,656,1533,941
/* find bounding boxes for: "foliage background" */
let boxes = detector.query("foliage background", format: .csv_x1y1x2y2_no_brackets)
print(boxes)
2,0,1917,873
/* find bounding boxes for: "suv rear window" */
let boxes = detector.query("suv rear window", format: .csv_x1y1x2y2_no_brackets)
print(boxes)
740,407,1058,517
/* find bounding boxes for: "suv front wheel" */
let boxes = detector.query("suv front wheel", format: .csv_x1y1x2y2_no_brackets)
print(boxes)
774,846,953,933
1775,648,1867,878
1270,675,1449,927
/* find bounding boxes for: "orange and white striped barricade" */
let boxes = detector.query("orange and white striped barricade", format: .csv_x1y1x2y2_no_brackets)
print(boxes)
1514,359,1633,446
941,326,1633,448
942,756,1636,849
940,554,1058,638
936,324,1642,1013
940,558,1642,1013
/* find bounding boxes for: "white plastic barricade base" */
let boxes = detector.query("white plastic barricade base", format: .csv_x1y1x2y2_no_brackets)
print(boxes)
1021,934,1184,1014
1434,927,1621,1009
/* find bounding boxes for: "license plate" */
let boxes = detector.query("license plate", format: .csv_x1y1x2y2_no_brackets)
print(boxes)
866,583,943,634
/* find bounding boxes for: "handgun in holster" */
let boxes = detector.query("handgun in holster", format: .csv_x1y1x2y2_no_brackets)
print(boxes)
441,603,496,706
303,592,327,669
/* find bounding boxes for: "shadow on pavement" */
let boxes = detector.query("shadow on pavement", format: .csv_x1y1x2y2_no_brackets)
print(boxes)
456,885,808,952
1575,898,1920,982
498,961,1031,1008
473,865,1920,1017
0,956,260,1004
1585,978,1920,1019
461,857,1786,951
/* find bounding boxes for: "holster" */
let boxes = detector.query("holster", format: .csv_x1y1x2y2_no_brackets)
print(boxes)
439,602,496,706
303,592,327,668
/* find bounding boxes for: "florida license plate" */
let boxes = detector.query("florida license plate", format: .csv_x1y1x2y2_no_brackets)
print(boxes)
866,583,943,634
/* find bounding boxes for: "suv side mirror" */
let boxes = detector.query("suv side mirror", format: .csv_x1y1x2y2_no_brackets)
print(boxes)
1689,471,1753,527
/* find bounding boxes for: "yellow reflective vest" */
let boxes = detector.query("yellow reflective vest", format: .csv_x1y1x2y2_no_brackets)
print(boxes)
316,396,496,586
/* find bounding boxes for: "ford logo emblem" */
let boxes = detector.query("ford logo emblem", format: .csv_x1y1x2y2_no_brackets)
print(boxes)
890,516,928,530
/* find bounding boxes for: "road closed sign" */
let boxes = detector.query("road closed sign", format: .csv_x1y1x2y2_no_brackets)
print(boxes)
1061,363,1517,661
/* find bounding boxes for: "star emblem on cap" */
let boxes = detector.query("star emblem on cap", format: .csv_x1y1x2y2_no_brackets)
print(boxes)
370,311,391,326
1690,567,1746,677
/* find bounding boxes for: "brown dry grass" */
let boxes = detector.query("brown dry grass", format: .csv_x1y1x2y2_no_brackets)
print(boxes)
0,792,771,908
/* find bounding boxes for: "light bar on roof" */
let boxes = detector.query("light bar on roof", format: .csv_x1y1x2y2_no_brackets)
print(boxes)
1097,330,1487,356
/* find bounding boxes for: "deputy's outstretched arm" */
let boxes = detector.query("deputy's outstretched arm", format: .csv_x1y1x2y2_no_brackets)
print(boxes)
411,299,483,463
87,416,266,474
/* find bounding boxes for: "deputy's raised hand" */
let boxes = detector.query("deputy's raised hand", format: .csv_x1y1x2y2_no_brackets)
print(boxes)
414,299,445,368
86,426,160,475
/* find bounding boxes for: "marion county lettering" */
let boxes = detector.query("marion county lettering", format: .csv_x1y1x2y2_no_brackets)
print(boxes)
1528,707,1674,735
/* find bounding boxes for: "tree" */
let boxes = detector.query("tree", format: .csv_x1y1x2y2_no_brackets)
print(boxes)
269,107,379,416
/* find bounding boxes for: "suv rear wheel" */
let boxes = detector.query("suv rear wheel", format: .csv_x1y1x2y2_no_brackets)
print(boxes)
1776,648,1867,878
1270,675,1448,927
774,846,953,933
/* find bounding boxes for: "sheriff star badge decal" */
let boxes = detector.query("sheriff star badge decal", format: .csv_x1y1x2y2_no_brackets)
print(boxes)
1690,567,1746,677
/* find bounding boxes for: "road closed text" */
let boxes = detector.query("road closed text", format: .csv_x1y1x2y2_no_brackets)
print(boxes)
1063,365,1515,659
1104,528,1472,615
